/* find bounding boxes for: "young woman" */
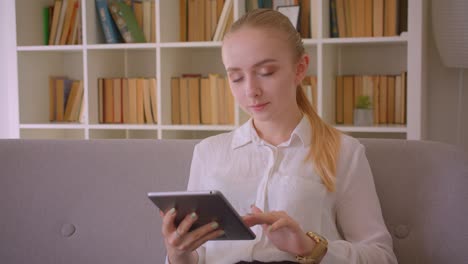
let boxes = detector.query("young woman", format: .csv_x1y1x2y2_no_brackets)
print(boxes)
161,9,397,264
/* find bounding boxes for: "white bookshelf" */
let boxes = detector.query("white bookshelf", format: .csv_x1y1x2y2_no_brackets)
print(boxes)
5,0,428,140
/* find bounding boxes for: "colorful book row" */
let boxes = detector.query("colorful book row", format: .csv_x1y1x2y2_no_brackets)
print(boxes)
49,76,84,122
336,72,407,125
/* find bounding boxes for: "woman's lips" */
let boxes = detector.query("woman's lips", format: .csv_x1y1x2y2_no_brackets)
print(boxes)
249,102,269,112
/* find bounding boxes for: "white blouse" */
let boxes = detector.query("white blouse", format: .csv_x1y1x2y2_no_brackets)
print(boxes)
186,117,397,264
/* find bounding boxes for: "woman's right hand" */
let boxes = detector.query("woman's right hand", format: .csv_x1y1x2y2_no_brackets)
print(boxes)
160,208,225,264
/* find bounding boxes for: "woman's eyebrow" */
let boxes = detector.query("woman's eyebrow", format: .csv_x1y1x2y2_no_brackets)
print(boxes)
226,58,277,72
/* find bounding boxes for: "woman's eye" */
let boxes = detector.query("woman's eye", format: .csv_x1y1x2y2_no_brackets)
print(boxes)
231,76,243,83
260,72,274,77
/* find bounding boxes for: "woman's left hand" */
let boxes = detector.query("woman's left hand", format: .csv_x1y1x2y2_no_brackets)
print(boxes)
242,205,316,256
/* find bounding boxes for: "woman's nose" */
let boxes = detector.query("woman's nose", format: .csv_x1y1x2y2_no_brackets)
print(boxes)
245,76,261,98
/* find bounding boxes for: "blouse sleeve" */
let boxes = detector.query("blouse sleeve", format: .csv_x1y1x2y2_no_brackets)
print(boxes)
321,143,398,264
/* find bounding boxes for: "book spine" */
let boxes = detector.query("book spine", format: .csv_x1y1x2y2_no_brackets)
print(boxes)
43,7,50,45
95,0,121,43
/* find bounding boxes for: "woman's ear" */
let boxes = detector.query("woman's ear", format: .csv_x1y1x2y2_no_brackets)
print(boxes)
295,54,310,86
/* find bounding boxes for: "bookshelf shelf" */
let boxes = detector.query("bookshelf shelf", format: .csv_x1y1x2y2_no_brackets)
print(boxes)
160,125,236,131
321,35,408,44
19,124,86,129
88,124,159,130
17,45,84,52
5,0,427,141
159,42,223,48
86,43,157,50
334,125,407,133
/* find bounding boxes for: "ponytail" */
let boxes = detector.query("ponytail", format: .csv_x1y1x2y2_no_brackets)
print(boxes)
297,86,341,192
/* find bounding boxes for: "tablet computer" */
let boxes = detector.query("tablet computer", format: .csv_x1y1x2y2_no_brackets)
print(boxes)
147,190,256,240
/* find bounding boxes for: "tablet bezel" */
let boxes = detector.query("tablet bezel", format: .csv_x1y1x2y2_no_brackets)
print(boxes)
147,190,256,240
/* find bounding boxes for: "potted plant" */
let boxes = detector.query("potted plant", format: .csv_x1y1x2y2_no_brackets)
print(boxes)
354,95,373,126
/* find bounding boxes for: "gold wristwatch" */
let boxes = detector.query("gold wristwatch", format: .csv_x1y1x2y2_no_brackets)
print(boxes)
295,231,328,264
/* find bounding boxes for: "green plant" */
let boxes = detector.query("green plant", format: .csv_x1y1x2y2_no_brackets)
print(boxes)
356,95,372,109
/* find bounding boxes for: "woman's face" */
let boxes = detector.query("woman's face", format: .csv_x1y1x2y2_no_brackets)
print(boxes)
222,27,308,123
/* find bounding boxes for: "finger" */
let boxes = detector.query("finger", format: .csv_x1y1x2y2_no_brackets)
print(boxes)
243,212,278,227
251,204,263,214
161,208,177,236
175,211,198,236
174,221,221,251
159,210,164,218
187,229,225,252
269,217,290,232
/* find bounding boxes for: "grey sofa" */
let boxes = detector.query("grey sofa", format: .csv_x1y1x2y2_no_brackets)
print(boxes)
0,139,467,264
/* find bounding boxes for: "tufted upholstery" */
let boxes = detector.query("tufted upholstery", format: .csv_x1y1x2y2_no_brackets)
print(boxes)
0,139,467,264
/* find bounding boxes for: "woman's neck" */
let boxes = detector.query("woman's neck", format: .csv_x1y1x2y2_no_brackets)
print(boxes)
253,109,303,146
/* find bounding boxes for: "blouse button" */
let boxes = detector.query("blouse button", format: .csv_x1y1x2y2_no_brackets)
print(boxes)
394,224,410,239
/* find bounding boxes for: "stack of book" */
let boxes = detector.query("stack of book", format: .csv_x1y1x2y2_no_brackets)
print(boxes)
95,0,155,43
180,0,233,41
335,72,407,125
171,74,234,125
245,0,317,39
329,0,408,38
98,77,157,124
44,0,82,45
49,77,84,122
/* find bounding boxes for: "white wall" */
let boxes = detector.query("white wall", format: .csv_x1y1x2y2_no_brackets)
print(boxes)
427,2,468,152
0,0,19,138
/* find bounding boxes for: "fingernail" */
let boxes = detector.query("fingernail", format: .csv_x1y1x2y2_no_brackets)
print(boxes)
191,212,197,219
268,225,273,232
218,230,225,235
211,222,219,229
169,208,176,215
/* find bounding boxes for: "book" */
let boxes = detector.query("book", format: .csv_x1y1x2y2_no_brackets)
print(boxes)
373,0,384,37
64,80,83,121
136,78,145,123
208,74,219,124
59,0,78,45
387,76,395,124
43,7,50,45
103,78,114,123
384,0,398,36
108,0,146,43
128,78,138,124
98,78,104,123
335,0,346,37
200,77,212,124
343,76,354,125
113,78,122,123
335,76,344,124
149,78,157,123
95,0,122,43
171,77,181,124
54,0,69,44
188,77,201,124
142,78,154,123
329,0,339,38
49,0,63,45
179,78,190,124
212,0,232,41
379,75,388,124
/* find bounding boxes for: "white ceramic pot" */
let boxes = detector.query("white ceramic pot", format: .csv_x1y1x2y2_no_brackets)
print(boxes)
354,109,373,126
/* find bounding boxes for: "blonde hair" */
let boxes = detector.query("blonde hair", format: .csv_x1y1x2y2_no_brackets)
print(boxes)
225,9,342,192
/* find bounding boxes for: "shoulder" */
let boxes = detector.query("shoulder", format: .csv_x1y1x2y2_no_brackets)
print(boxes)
339,134,364,156
194,131,235,156
336,134,367,172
